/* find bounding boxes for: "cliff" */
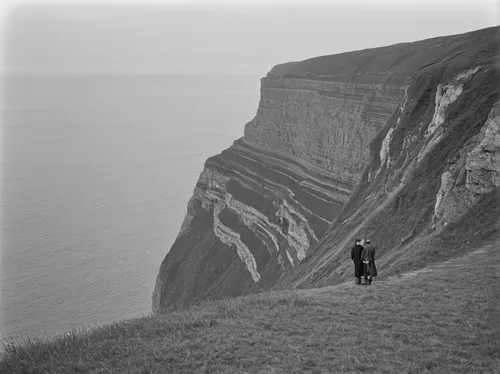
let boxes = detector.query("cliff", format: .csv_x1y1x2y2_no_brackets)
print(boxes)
153,26,499,312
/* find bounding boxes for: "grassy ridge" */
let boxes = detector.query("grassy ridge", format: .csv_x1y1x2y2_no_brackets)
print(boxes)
1,239,498,373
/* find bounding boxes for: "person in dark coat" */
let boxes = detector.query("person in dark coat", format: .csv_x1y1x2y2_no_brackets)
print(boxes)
351,238,365,285
361,239,377,285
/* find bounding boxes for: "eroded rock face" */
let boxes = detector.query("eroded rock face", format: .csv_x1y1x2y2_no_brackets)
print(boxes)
379,127,394,171
417,81,465,164
466,101,500,194
426,84,464,137
394,67,498,230
434,171,455,221
430,100,500,229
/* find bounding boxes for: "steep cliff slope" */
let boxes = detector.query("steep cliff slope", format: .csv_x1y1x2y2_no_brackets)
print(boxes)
153,26,499,312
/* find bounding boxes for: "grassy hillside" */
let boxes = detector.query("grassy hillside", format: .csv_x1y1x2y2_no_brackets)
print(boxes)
2,237,498,373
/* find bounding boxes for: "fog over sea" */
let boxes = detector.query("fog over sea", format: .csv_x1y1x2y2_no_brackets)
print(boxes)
0,72,260,341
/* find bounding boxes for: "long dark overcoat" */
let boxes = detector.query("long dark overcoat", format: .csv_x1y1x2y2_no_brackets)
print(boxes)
361,244,378,277
351,244,365,278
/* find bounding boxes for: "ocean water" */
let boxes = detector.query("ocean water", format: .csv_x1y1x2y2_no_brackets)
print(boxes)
0,73,260,341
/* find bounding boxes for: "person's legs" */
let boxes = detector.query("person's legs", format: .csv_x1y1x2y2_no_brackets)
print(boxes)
363,263,368,284
356,277,361,285
367,262,374,285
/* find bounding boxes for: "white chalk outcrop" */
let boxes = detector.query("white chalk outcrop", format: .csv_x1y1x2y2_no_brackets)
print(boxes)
466,101,500,194
380,127,394,170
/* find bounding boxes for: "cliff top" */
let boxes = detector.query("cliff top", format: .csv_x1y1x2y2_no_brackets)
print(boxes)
268,26,499,81
1,238,497,372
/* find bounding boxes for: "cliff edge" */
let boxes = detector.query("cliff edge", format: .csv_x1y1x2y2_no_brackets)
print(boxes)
153,26,499,312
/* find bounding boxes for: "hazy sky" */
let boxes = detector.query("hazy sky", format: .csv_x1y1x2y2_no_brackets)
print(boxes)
0,0,498,75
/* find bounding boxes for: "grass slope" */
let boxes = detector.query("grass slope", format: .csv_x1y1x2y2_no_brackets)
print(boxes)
1,238,498,374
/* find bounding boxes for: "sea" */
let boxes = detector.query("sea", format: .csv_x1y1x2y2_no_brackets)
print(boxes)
0,72,261,343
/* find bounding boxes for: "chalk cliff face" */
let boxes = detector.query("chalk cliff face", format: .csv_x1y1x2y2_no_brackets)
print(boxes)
153,26,499,312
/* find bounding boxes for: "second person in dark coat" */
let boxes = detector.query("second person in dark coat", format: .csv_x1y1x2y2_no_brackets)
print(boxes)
361,239,377,285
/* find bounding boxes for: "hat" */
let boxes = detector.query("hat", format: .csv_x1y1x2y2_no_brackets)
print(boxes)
365,240,371,244
355,238,361,242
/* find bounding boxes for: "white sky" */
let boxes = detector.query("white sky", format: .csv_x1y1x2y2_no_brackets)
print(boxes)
0,0,498,74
